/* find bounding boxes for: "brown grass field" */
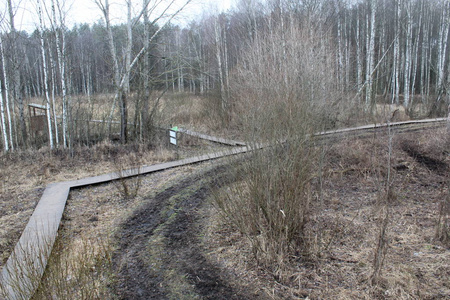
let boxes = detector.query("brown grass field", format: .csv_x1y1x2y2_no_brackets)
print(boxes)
0,94,449,299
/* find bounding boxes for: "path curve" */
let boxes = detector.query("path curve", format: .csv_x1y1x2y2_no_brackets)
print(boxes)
0,118,446,299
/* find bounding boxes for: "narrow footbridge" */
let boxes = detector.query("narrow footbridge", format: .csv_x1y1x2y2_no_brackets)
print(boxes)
0,119,447,299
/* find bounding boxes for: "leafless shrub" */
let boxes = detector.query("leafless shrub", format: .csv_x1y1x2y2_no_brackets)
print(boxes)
436,185,450,244
370,126,396,286
214,20,345,277
0,225,112,300
113,154,142,200
32,235,114,300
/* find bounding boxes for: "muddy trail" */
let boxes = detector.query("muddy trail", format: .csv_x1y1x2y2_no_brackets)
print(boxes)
112,164,264,299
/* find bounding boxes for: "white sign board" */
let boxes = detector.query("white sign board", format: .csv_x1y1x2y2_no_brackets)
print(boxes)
170,130,177,145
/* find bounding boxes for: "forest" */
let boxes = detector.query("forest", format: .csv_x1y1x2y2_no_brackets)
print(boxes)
0,0,449,151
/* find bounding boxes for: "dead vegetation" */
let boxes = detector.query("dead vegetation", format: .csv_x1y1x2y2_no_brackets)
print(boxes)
2,126,447,299
208,127,449,299
31,164,203,299
0,98,231,273
1,87,449,299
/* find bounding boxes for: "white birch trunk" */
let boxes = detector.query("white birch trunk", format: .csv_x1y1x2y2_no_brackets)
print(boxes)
0,35,13,151
437,0,450,96
403,1,412,108
125,0,132,94
335,0,344,89
365,0,376,110
356,8,362,103
395,1,402,105
142,0,150,141
51,0,69,149
49,48,59,147
0,81,8,152
38,0,54,149
8,0,26,145
215,17,227,114
411,2,422,107
420,15,429,104
344,11,350,90
223,25,230,97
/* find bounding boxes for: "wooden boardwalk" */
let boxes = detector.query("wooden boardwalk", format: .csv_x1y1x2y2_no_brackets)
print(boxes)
0,146,251,299
0,118,446,299
178,128,246,146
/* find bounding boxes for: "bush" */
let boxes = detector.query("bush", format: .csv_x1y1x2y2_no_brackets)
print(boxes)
214,20,342,273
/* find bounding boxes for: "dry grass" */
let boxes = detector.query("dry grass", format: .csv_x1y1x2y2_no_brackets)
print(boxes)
0,132,229,271
1,91,236,276
158,92,239,138
31,164,203,298
205,128,450,299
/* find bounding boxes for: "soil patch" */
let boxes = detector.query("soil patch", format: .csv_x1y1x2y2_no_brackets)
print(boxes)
113,165,265,299
401,142,448,175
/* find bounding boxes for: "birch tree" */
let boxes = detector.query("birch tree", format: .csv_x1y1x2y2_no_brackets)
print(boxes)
0,34,13,151
48,42,59,147
7,0,26,146
37,0,54,149
392,0,401,105
50,0,70,149
95,0,192,143
403,0,412,108
355,5,362,103
215,16,227,116
0,79,8,152
436,0,449,100
365,0,376,110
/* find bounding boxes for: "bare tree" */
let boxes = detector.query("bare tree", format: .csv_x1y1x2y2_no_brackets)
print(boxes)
365,0,376,110
0,76,8,152
7,0,26,146
403,0,412,108
95,0,192,143
391,0,401,105
50,0,70,149
0,34,13,151
37,0,54,149
436,0,449,100
214,15,227,117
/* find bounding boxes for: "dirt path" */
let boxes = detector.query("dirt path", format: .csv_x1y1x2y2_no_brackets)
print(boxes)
112,165,265,299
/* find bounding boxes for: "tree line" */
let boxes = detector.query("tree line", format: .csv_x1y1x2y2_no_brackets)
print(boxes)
1,0,449,151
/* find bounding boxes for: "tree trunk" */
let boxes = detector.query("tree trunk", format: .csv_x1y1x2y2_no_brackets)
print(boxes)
365,0,376,110
97,0,121,136
38,0,54,149
215,17,227,116
0,35,13,151
437,0,449,96
0,79,8,152
142,0,151,142
403,1,412,108
411,1,422,108
120,90,128,144
8,0,26,146
420,11,429,104
52,0,70,149
356,7,362,104
49,47,59,147
335,0,344,90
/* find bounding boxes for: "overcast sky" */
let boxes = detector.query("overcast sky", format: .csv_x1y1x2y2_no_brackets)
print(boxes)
2,0,234,33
